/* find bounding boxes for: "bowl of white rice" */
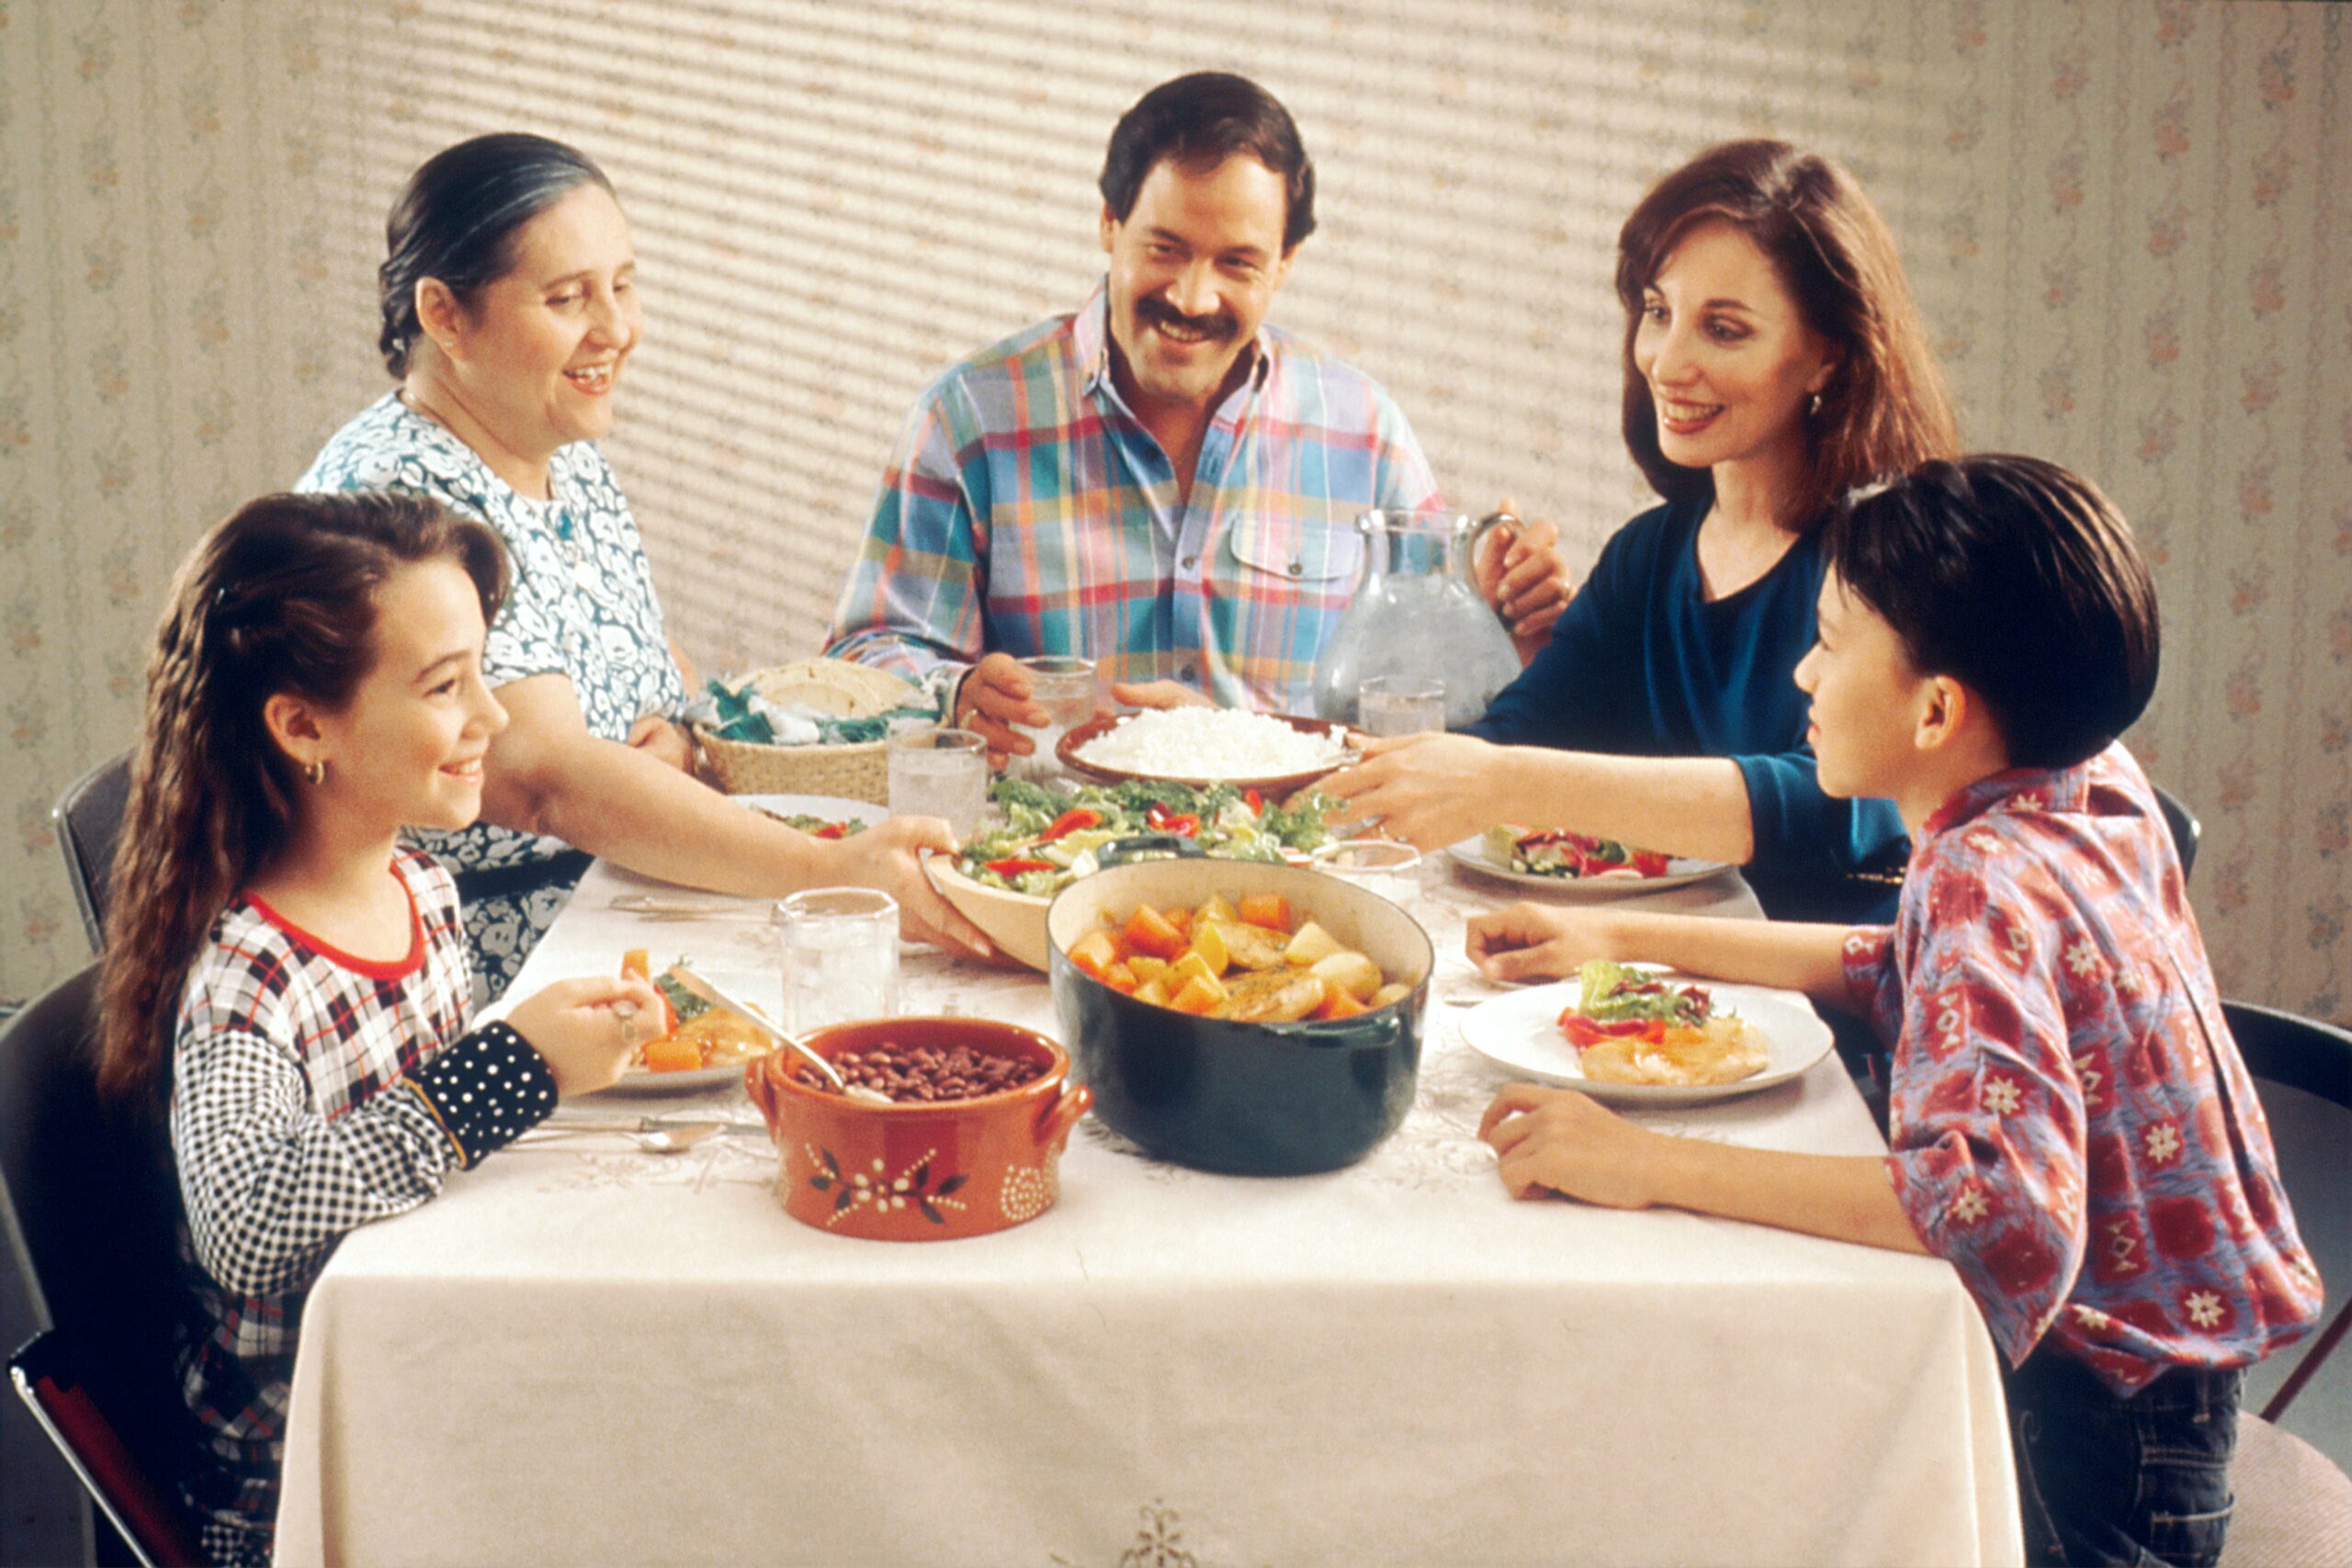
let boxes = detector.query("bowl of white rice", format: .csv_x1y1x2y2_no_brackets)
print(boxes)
1057,708,1356,795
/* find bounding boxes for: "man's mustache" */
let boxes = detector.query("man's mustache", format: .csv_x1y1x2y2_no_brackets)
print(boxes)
1137,299,1240,343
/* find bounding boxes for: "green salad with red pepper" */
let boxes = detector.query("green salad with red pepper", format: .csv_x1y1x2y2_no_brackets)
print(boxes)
954,777,1340,896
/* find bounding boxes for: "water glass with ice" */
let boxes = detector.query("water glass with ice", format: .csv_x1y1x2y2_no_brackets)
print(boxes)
1011,656,1096,783
1314,840,1424,906
888,728,989,837
776,888,899,1033
1358,676,1447,738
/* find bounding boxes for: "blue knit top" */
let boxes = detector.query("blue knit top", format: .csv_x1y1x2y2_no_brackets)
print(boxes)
1466,499,1907,919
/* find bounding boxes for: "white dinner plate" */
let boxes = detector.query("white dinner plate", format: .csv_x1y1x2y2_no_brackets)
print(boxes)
734,793,889,831
1457,969,1834,1105
590,966,782,1099
1444,835,1730,895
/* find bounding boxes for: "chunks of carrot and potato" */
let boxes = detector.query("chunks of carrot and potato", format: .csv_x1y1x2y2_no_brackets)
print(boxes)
1069,898,1408,1021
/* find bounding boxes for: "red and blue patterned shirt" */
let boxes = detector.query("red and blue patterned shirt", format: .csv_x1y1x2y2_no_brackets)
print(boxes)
824,281,1442,714
1842,744,2322,1395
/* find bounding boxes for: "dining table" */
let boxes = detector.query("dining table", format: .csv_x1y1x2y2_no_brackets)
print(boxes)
272,813,2024,1567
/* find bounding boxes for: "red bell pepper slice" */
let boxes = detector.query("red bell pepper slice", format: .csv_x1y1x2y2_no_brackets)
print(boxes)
984,857,1056,878
814,821,850,840
1038,807,1103,842
1556,1011,1666,1050
1145,804,1202,838
1244,788,1264,815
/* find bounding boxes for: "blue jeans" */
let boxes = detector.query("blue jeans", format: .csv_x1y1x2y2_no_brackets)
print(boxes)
2006,1350,2243,1567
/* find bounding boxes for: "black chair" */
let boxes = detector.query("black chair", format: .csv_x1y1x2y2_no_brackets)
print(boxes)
0,964,203,1567
2154,783,2201,883
2220,999,2352,1565
52,753,132,953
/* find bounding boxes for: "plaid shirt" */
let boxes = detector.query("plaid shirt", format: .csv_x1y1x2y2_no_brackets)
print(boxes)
1843,745,2323,1395
170,851,557,1562
825,281,1442,714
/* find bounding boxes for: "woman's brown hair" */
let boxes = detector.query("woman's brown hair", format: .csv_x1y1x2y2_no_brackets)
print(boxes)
1617,139,1960,530
96,491,507,1103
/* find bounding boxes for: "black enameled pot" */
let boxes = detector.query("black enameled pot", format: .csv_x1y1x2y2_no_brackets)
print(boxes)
1046,855,1432,1176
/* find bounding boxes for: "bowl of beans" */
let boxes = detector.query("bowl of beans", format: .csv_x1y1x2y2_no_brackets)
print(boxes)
744,1018,1091,1242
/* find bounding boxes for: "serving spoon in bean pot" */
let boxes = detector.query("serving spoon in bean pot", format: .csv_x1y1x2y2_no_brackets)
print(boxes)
665,965,896,1107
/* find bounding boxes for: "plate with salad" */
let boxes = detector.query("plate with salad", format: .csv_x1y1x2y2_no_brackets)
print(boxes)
1446,826,1729,894
1457,960,1832,1104
927,777,1343,970
736,793,884,840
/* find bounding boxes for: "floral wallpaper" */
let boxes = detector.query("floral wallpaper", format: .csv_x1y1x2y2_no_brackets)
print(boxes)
2,0,2345,1024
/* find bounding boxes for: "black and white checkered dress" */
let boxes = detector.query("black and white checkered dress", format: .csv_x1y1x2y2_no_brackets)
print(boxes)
169,851,558,1565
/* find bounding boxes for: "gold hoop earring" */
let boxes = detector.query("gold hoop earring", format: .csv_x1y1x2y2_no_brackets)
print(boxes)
306,759,326,786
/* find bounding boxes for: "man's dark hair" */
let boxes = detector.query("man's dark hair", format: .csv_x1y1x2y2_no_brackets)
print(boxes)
1826,455,2161,771
1099,73,1316,253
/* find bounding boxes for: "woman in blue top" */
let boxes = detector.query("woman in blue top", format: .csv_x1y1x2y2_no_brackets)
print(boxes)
302,134,985,999
1325,140,1960,921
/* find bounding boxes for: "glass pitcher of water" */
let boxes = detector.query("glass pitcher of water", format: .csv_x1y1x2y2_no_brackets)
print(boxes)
1311,510,1523,728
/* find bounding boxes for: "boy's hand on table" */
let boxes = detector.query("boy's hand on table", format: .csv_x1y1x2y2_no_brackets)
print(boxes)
1480,1084,1661,1208
1464,902,1616,983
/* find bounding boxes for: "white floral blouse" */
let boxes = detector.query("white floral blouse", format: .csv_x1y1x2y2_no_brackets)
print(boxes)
298,391,684,1003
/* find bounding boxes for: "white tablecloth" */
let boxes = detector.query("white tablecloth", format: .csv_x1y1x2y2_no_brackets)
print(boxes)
275,857,2021,1567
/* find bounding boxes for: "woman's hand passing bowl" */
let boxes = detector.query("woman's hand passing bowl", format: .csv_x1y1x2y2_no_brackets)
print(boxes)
810,816,994,960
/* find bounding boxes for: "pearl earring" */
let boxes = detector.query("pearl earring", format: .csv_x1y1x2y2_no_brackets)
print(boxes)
306,759,327,786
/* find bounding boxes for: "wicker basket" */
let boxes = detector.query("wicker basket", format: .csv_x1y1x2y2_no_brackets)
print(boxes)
693,660,930,806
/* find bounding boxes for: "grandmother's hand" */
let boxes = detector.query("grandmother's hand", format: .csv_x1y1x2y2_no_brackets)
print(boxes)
813,816,993,960
627,714,695,775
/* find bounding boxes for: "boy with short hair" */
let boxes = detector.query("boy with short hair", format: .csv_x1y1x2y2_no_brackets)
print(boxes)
1472,456,2321,1567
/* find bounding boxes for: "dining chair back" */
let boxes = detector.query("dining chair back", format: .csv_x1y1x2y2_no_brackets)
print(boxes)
2154,783,2201,883
2218,999,2352,1566
53,753,133,954
0,964,203,1567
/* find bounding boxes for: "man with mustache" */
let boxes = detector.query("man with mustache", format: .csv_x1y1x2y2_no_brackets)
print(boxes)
827,73,1569,760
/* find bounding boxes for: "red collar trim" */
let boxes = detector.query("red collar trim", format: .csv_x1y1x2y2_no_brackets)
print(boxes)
243,864,426,981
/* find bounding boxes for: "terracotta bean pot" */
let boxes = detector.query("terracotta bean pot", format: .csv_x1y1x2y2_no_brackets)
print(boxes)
745,1018,1091,1242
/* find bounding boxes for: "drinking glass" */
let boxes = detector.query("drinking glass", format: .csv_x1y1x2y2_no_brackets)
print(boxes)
888,728,989,837
1358,675,1447,738
1314,839,1424,907
1011,656,1096,783
775,888,899,1033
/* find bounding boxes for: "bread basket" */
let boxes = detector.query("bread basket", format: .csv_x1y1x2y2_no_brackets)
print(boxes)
693,659,928,805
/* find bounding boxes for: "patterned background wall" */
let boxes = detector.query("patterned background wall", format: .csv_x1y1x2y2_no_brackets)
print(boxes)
1,0,2345,1021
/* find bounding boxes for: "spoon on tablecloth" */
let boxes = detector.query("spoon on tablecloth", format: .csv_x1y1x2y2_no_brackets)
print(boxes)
516,1119,725,1155
666,965,895,1106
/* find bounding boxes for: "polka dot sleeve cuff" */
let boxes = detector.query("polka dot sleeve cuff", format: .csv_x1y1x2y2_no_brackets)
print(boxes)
400,1021,559,1167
